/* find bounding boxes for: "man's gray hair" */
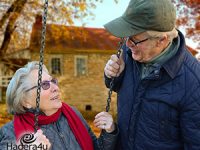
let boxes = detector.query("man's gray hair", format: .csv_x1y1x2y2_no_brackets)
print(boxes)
6,61,48,114
146,28,178,42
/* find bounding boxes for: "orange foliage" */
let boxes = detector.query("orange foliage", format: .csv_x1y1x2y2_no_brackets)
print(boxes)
172,0,200,49
0,104,13,127
0,0,118,57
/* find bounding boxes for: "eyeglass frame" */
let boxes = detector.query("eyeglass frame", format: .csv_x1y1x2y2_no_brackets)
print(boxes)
25,78,58,92
126,36,149,47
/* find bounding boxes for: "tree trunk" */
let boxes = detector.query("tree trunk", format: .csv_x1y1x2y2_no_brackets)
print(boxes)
0,0,27,57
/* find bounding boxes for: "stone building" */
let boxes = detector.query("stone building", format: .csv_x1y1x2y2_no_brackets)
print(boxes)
0,16,120,115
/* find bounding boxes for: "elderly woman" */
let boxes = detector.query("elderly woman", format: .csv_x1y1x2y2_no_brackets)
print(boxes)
0,61,118,150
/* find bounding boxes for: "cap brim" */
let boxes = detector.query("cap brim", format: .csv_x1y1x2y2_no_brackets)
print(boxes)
104,17,145,38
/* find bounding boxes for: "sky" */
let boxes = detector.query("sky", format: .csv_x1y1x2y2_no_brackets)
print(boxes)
75,1,129,28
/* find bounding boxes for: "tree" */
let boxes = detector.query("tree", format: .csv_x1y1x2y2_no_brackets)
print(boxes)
172,0,200,51
0,0,27,57
0,0,199,58
0,0,118,58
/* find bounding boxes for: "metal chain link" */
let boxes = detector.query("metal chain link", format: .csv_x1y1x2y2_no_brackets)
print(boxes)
34,0,48,133
106,38,125,112
34,0,122,130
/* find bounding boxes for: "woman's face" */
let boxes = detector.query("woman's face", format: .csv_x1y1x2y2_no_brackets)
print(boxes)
24,69,62,116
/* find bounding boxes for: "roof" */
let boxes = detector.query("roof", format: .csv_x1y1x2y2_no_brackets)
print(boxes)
29,16,120,54
10,16,198,56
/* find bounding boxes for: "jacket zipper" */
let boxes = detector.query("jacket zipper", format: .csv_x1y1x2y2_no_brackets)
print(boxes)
55,122,69,150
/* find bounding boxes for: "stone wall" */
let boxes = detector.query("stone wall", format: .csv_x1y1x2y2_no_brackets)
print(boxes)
31,52,117,115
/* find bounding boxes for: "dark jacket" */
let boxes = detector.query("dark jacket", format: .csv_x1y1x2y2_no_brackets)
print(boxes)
105,31,200,150
0,108,118,150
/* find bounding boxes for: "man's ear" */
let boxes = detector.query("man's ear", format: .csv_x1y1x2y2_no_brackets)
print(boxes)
156,35,168,47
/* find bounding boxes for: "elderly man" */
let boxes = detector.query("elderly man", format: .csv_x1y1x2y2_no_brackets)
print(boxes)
104,0,200,149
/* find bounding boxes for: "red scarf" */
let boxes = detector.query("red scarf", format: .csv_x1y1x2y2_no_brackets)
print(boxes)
14,102,94,150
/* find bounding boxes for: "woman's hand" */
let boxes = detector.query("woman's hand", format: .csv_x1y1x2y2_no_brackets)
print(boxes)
94,112,115,133
34,130,51,150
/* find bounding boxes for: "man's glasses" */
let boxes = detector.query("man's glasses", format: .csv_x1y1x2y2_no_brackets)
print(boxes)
25,78,58,92
126,37,149,47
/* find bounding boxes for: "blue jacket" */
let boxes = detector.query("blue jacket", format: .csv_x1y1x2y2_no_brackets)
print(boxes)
105,31,200,150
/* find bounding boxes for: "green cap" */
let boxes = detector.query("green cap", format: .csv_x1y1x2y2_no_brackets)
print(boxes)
104,0,176,38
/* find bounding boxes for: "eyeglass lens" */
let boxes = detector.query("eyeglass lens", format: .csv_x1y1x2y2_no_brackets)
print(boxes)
41,78,58,90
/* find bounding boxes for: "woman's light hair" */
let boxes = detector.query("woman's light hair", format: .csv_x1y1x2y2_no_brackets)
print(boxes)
146,28,178,42
6,61,48,114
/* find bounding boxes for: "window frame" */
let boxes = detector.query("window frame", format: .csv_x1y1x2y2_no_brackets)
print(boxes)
74,55,88,77
49,55,63,75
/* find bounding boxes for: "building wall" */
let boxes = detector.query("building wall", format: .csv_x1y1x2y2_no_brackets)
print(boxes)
31,52,117,115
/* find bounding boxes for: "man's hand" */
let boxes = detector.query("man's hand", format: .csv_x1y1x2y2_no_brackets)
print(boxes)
104,50,125,78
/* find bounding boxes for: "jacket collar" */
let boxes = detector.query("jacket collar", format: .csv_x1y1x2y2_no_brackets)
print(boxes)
162,30,186,79
126,30,187,79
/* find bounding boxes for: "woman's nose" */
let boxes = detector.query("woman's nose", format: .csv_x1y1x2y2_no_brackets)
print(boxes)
51,82,59,92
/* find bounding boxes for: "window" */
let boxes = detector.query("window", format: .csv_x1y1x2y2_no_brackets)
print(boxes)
75,56,87,76
50,56,62,75
85,105,92,111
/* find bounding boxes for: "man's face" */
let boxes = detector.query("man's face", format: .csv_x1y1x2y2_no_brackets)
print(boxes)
126,32,162,63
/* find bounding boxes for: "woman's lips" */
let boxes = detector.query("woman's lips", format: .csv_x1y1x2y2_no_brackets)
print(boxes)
50,95,59,101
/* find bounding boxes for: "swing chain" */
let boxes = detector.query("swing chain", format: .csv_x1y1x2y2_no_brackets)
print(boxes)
105,38,124,112
34,0,48,133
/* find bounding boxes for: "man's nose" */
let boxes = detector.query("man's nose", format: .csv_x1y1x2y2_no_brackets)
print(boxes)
126,39,135,48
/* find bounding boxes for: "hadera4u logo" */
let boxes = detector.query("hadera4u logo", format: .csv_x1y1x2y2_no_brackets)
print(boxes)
7,133,49,150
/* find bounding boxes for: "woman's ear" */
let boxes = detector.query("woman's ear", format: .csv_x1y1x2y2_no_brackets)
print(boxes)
22,99,32,109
